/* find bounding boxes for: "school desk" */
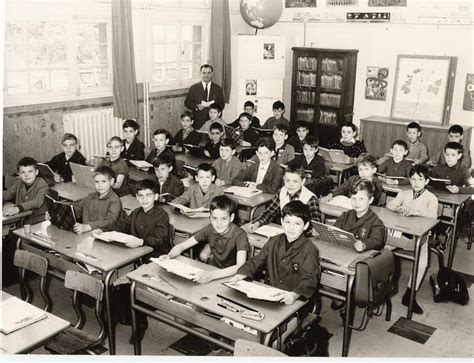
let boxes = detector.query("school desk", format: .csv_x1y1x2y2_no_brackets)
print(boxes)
51,182,95,202
2,203,33,236
319,203,439,320
128,167,156,182
382,183,471,269
1,291,70,354
325,161,355,186
175,153,212,167
127,256,308,355
225,192,275,222
13,224,153,355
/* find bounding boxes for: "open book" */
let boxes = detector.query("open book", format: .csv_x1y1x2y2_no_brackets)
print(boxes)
45,195,77,232
70,162,95,188
327,195,352,210
167,202,209,214
223,280,287,302
1,295,47,334
92,231,133,244
37,163,56,186
225,186,263,198
254,225,284,238
376,173,407,181
129,160,153,169
319,147,351,164
150,258,203,280
311,221,357,249
429,177,452,190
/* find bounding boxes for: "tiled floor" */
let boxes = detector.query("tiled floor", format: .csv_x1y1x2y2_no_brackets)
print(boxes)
3,236,473,358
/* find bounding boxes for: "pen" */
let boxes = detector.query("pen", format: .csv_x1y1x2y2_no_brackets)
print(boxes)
217,302,239,313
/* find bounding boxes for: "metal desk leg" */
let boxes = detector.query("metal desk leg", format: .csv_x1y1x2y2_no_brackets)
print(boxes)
447,205,461,269
130,281,141,355
104,271,116,355
249,206,257,222
342,274,355,357
407,235,423,320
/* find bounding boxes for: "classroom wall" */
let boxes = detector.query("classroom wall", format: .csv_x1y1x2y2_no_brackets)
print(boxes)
227,6,474,158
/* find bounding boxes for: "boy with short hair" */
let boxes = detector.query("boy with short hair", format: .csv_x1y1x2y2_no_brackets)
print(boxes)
160,195,249,283
327,122,366,160
431,142,471,193
229,101,260,129
272,124,295,165
333,180,386,252
262,100,290,130
387,165,438,314
429,125,471,168
145,129,176,169
321,155,383,206
73,165,122,234
288,121,311,154
99,136,129,197
212,138,244,187
199,102,228,134
153,155,185,203
378,140,412,185
234,112,260,147
233,200,320,306
242,164,320,234
233,138,284,194
171,163,224,218
121,120,145,161
46,133,87,183
171,111,201,153
203,122,224,159
405,122,429,165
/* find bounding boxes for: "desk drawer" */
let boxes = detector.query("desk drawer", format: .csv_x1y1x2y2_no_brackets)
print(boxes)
320,269,346,291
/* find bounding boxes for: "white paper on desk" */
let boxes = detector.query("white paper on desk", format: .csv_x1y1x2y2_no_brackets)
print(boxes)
254,225,284,238
93,231,133,244
129,160,153,168
150,258,203,280
223,280,287,302
225,186,263,198
167,203,209,213
1,295,47,334
327,196,352,210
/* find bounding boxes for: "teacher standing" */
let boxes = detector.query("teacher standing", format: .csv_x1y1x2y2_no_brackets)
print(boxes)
185,64,225,130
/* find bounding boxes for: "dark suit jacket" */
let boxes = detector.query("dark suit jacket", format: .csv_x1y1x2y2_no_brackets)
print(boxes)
172,129,201,150
185,82,225,129
233,160,283,194
121,138,145,161
157,174,185,202
46,151,86,182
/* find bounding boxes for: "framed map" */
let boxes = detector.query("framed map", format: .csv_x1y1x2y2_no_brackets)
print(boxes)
391,55,457,125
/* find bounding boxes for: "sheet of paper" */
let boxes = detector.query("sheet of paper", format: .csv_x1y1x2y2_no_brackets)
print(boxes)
93,231,133,244
327,195,352,209
1,295,47,334
254,225,284,238
225,186,263,198
150,258,203,280
129,160,153,168
224,280,287,302
167,203,208,213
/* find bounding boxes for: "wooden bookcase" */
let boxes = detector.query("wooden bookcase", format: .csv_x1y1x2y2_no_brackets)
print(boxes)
290,47,358,146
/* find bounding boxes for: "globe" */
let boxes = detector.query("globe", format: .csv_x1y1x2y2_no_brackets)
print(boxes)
240,0,283,30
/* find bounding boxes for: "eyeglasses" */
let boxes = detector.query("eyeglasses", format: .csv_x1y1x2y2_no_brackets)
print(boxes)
210,132,222,135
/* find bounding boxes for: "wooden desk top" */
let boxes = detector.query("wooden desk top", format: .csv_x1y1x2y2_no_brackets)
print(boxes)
382,183,471,206
129,167,156,182
325,161,355,172
51,182,95,202
176,153,212,167
14,224,153,272
2,203,33,224
127,256,307,334
161,204,210,235
1,291,70,354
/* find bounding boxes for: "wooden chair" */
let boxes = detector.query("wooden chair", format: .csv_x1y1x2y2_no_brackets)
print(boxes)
14,249,51,311
45,270,106,355
234,339,286,357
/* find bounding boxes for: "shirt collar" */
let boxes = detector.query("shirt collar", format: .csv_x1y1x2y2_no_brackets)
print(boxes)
413,189,426,200
340,138,356,144
202,81,211,88
287,189,302,200
97,189,113,200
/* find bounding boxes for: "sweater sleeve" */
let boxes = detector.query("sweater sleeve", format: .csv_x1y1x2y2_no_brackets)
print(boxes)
292,245,320,299
106,210,131,233
171,187,192,206
18,182,49,212
237,238,271,278
88,197,122,230
363,218,386,251
142,209,170,252
257,164,283,194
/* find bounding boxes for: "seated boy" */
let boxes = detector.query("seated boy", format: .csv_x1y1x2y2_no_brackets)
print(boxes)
229,101,260,129
46,133,86,183
212,138,245,187
233,200,320,306
145,128,176,164
431,142,471,193
153,155,185,203
321,155,383,206
160,195,248,283
233,138,284,194
272,124,295,165
333,180,386,252
171,163,224,218
405,122,429,165
327,122,366,161
234,112,260,147
203,122,224,159
199,102,228,134
121,119,145,161
73,165,122,234
242,164,320,234
262,100,290,130
287,121,311,154
378,140,412,185
387,165,438,314
429,125,471,168
99,136,129,197
171,111,201,153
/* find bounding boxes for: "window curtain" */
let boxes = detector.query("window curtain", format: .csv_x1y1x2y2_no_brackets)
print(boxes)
210,0,232,103
112,0,139,119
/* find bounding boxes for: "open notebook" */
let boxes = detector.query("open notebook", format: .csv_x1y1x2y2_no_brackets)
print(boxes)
1,295,47,334
150,258,203,280
254,225,284,238
319,147,351,164
225,186,263,198
45,195,77,232
70,162,95,188
311,221,357,249
223,280,287,302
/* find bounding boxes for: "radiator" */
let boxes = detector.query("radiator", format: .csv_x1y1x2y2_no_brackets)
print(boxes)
63,108,123,161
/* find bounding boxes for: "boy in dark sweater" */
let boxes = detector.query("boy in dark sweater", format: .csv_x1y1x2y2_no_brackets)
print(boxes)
46,133,87,182
432,142,471,193
153,155,185,203
378,140,412,185
121,120,145,161
287,121,311,154
171,111,201,153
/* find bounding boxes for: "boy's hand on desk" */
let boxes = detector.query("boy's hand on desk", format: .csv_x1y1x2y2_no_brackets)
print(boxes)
91,229,104,238
215,179,225,187
3,205,20,216
354,240,366,252
172,145,182,152
244,181,257,189
140,167,150,172
192,270,216,284
73,223,91,235
446,185,459,194
203,150,211,158
71,175,77,183
125,236,144,248
166,246,181,259
53,173,63,183
242,222,259,234
281,292,299,305
412,159,421,165
229,274,246,284
184,211,210,219
320,194,333,203
240,140,251,147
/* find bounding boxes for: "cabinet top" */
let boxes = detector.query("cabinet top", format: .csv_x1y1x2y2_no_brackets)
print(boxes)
292,47,359,54
360,116,472,132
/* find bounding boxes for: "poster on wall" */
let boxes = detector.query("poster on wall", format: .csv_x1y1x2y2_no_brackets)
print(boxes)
368,0,406,6
365,67,389,101
463,74,474,111
327,0,358,5
245,80,257,95
237,79,284,123
263,44,275,60
285,0,317,7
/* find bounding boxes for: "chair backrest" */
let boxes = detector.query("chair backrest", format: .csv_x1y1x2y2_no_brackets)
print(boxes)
234,339,286,357
14,250,48,277
65,270,104,302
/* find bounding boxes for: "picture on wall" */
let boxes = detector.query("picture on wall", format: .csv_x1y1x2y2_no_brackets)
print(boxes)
245,80,257,95
391,55,456,125
327,0,358,6
365,66,389,101
263,43,275,59
285,0,317,7
368,0,406,6
463,74,474,111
